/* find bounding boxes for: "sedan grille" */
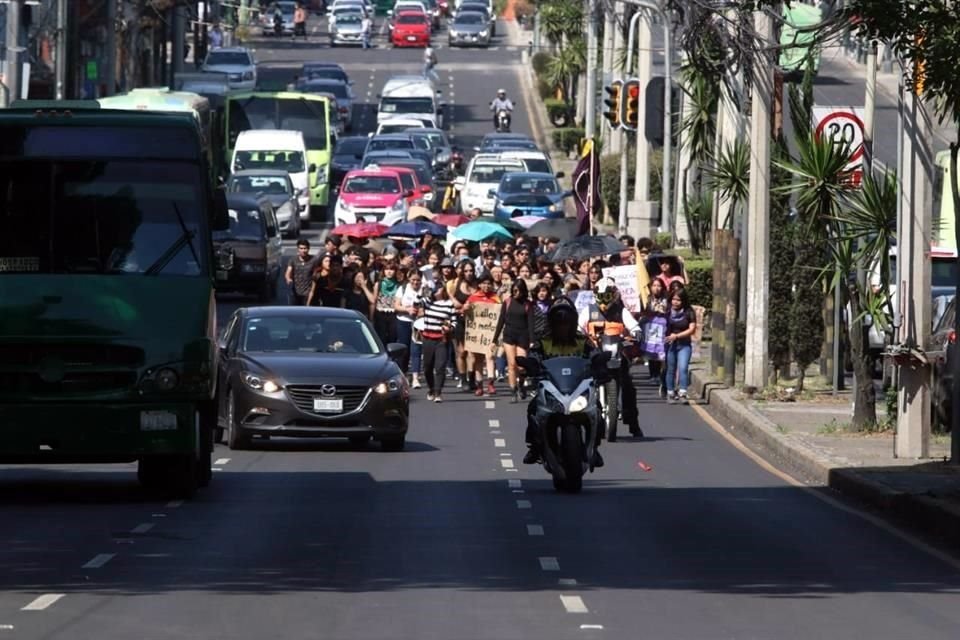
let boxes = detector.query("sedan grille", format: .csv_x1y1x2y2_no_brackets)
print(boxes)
286,385,370,414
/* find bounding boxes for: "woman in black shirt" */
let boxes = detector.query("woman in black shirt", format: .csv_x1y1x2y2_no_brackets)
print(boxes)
493,279,534,403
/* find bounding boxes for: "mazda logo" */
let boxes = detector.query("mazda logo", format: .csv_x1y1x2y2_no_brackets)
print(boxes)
320,384,337,397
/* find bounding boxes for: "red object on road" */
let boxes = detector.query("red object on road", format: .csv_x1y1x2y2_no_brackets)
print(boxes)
432,214,471,227
637,461,653,472
331,222,389,238
391,11,431,47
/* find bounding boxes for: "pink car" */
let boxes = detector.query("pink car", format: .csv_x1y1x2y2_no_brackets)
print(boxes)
334,169,412,227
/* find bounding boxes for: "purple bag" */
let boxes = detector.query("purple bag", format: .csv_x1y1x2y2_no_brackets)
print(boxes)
642,316,666,361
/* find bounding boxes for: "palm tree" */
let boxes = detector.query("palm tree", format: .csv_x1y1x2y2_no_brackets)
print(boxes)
706,139,749,231
544,42,585,103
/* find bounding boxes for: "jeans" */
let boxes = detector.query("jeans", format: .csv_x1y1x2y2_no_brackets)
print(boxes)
395,319,413,373
665,341,692,393
617,358,638,427
410,339,423,374
423,62,439,82
422,338,448,394
362,31,371,48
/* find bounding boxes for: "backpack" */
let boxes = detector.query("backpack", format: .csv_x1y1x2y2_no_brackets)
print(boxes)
532,303,548,340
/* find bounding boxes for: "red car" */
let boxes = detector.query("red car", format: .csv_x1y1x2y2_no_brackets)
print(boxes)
391,10,431,47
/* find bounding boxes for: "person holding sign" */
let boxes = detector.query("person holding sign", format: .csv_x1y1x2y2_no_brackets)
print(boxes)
463,274,502,397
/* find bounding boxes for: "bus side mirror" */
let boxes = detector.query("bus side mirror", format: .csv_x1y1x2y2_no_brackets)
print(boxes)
212,187,230,231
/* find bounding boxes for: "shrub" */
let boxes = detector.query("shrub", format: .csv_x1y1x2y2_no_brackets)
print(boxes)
655,231,673,249
598,145,662,222
531,52,553,77
536,75,555,100
684,259,713,312
544,97,569,122
551,127,584,155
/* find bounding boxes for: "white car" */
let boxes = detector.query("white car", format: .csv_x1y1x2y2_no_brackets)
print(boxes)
201,47,256,91
456,157,525,214
498,149,555,175
375,118,427,135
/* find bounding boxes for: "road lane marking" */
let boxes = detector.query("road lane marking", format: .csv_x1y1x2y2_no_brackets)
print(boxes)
21,594,65,611
500,453,511,457
485,400,495,409
213,458,231,465
166,500,184,508
516,499,531,509
0,624,13,630
151,513,166,518
580,624,604,630
559,578,578,586
501,458,515,469
690,402,960,570
494,438,506,447
527,524,544,536
489,419,500,427
508,479,521,488
512,489,525,494
131,523,154,535
560,595,588,613
81,554,115,569
539,557,560,571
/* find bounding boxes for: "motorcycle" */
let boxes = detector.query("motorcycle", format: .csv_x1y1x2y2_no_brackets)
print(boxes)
593,330,632,442
518,352,610,493
496,109,512,133
449,147,464,176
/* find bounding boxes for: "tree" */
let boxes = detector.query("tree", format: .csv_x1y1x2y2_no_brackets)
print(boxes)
789,239,824,393
768,136,794,383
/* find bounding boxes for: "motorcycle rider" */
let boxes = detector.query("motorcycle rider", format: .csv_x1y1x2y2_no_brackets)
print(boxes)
578,278,644,438
522,298,605,467
490,89,513,131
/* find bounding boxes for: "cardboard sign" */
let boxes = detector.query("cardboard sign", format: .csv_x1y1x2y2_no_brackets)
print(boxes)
464,302,502,354
691,305,705,359
601,265,641,313
572,289,595,315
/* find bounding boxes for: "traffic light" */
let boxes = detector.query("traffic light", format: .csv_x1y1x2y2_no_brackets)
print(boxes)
621,79,640,130
603,80,622,129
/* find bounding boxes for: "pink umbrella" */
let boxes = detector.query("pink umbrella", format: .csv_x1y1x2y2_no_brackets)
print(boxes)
432,213,472,227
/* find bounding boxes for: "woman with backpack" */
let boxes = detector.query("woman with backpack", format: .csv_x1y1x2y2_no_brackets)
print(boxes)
493,279,535,403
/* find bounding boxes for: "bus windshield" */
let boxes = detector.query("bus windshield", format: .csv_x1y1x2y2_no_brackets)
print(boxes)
0,160,206,276
229,96,328,150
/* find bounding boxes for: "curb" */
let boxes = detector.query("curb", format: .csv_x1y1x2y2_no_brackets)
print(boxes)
690,368,960,546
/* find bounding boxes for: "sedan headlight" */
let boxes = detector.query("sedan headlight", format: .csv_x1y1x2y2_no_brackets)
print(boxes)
374,375,405,394
336,199,352,213
569,392,590,413
391,197,407,212
243,373,280,393
479,29,488,37
449,29,458,37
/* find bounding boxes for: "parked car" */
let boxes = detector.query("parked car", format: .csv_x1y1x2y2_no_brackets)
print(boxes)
227,169,303,239
448,10,491,47
201,47,256,91
334,168,412,226
297,78,355,131
391,10,432,47
215,194,283,302
490,172,570,220
216,306,410,451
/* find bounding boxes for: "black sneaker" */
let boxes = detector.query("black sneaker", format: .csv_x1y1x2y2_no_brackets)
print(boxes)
629,424,644,438
593,451,605,468
523,448,541,464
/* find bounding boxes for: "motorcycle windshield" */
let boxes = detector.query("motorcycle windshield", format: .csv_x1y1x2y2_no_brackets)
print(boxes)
543,357,589,395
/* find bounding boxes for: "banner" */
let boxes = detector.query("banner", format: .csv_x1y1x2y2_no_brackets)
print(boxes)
601,264,641,313
464,302,502,354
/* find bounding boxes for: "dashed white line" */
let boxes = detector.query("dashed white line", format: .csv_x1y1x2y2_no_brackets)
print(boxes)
81,553,116,569
151,513,166,518
21,594,65,611
500,458,515,469
131,523,154,535
494,438,506,447
516,499,531,509
527,524,544,536
499,453,511,457
489,419,500,427
539,556,560,571
580,624,604,630
508,479,521,488
484,400,495,409
559,578,578,586
560,595,589,613
0,624,13,630
213,457,231,465
512,489,525,494
166,500,184,508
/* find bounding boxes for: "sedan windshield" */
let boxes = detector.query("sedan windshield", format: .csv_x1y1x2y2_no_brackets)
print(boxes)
368,138,414,151
216,208,264,241
243,316,381,354
206,51,251,66
343,176,401,194
397,14,426,24
455,13,484,24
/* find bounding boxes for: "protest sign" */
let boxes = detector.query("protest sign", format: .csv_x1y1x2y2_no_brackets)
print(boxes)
601,264,641,313
464,302,502,354
691,305,705,359
572,289,595,315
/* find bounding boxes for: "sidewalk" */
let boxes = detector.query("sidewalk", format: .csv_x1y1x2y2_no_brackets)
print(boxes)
689,351,960,545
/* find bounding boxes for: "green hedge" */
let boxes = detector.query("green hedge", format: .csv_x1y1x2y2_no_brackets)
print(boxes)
543,98,569,122
551,127,584,155
684,259,713,312
598,147,662,221
536,76,555,100
531,52,553,76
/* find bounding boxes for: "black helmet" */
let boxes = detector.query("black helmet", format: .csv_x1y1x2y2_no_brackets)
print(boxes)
548,297,578,333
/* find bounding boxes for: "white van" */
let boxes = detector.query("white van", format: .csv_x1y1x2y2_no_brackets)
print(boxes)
231,130,312,223
377,76,443,129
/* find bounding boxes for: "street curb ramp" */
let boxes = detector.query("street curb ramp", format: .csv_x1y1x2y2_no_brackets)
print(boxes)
691,369,960,546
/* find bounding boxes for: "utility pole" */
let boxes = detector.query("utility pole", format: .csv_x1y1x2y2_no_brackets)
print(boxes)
54,0,66,99
583,0,599,141
624,7,658,237
4,0,22,106
743,7,773,390
863,41,877,173
104,0,117,96
895,66,932,458
673,49,692,247
171,2,186,89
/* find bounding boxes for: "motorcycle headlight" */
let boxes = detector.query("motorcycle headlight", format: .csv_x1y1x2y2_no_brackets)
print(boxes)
569,393,590,413
243,373,280,393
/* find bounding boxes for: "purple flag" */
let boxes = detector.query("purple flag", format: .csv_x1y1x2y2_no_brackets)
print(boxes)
572,139,601,236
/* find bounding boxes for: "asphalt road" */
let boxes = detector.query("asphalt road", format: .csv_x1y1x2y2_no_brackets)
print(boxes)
1,22,959,640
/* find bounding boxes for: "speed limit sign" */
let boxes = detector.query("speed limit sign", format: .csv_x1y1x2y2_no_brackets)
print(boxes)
813,107,865,168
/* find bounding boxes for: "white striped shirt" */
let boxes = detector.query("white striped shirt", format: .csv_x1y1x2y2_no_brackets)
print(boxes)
421,299,456,338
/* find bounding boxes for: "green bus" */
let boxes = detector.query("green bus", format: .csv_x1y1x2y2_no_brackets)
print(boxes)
0,101,229,496
225,92,333,223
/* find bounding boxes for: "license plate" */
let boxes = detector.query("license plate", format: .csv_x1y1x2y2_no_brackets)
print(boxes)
407,35,417,41
140,411,178,431
313,398,343,412
216,270,229,280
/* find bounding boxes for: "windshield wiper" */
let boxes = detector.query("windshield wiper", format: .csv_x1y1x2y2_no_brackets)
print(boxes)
145,202,201,276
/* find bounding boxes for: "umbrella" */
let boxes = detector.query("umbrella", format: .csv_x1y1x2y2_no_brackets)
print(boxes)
383,220,448,238
549,235,628,262
433,213,472,227
407,206,434,221
496,218,528,233
451,220,513,242
331,222,389,238
511,215,544,229
526,217,581,241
